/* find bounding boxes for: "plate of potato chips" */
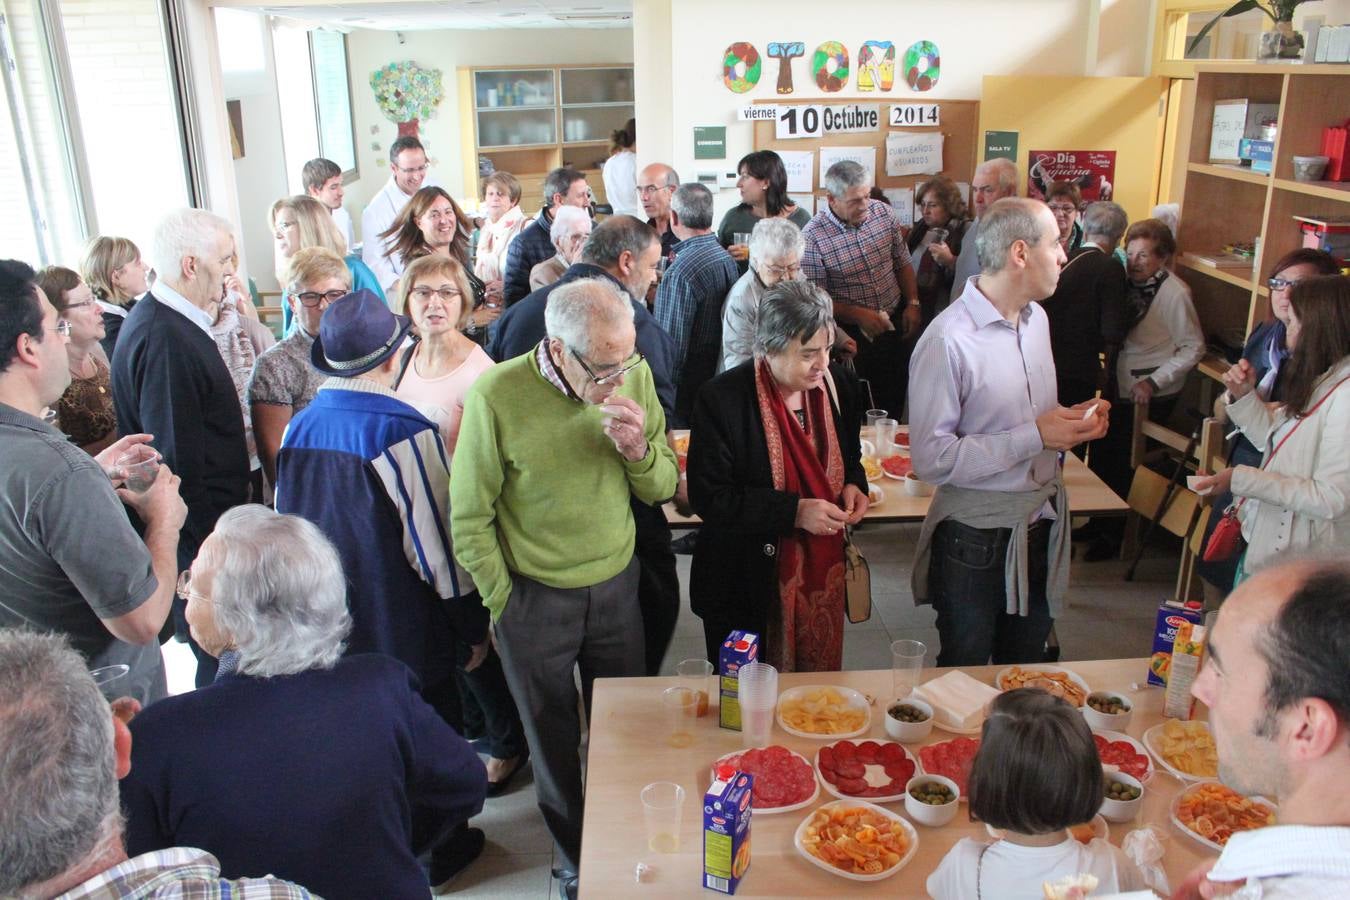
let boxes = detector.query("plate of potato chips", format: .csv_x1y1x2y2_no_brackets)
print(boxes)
1143,719,1219,782
777,685,871,739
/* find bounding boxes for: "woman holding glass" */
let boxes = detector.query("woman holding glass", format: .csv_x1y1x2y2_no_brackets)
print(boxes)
382,186,501,345
36,266,118,454
688,280,868,671
716,150,811,274
81,235,150,356
1193,275,1350,580
906,176,970,325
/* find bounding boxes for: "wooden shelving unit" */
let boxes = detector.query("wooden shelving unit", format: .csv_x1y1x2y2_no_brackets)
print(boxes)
1171,63,1350,360
457,64,633,210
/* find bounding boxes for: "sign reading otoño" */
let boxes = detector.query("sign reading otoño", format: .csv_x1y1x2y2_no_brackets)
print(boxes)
776,103,881,140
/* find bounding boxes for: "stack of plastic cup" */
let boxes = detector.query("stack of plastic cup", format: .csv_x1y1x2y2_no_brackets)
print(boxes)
737,662,778,748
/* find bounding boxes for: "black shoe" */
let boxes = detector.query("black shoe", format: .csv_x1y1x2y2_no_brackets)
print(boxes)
485,749,530,798
1083,536,1120,563
671,531,699,554
552,868,578,900
429,826,485,892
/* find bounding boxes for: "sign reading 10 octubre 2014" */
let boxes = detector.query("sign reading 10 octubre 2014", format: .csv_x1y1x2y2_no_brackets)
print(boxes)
775,103,880,140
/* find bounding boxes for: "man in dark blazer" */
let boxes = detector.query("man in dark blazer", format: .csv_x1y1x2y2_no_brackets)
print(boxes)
500,166,591,305
112,208,249,687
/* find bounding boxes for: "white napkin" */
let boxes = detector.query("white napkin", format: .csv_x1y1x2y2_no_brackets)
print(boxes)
915,670,1000,731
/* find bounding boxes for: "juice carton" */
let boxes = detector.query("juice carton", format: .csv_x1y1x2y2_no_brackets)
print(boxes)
704,766,752,894
1147,600,1204,687
1164,620,1207,720
719,631,759,731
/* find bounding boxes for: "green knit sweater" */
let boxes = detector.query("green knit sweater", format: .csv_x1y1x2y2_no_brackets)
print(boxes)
449,349,678,619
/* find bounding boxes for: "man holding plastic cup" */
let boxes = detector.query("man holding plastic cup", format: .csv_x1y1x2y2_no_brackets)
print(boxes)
451,277,678,899
0,259,186,705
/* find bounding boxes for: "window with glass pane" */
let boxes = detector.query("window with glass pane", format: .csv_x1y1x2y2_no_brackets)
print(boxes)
310,30,355,175
272,20,319,195
57,0,190,250
1170,7,1270,61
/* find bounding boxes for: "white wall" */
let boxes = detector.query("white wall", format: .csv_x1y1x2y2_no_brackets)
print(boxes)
641,0,1152,221
219,10,288,290
344,26,633,241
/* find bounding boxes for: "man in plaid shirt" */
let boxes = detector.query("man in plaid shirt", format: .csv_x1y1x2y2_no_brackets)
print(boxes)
802,160,920,418
0,631,314,899
654,182,740,427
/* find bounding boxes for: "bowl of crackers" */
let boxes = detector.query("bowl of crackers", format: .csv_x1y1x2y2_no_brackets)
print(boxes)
777,685,871,739
995,665,1090,708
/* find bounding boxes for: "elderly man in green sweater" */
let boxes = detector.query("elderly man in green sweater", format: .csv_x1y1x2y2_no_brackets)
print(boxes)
450,277,677,898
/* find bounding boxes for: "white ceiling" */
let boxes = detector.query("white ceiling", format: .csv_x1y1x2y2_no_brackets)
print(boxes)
257,0,633,31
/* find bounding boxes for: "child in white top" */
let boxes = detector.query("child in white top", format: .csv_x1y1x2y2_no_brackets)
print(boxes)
926,689,1149,900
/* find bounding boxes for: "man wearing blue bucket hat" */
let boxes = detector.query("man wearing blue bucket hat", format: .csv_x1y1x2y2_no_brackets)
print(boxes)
275,288,489,884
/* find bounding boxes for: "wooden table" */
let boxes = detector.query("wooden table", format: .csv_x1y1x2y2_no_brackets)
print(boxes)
666,440,1129,527
580,659,1211,896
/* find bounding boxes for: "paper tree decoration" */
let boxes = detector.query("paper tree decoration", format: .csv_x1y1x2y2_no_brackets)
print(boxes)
767,42,805,94
370,60,444,137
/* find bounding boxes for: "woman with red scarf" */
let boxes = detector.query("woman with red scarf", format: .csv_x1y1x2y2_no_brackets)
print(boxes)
687,280,869,671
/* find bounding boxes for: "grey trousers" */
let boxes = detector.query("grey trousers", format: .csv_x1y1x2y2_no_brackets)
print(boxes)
493,556,644,873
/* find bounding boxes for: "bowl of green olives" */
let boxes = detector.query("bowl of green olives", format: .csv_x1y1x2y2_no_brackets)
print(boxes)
904,774,960,826
1083,691,1133,732
1099,772,1144,823
885,697,934,742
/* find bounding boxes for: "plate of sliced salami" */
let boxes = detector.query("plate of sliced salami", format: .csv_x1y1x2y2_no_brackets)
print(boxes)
1093,730,1153,784
815,739,921,803
711,745,819,815
917,737,980,801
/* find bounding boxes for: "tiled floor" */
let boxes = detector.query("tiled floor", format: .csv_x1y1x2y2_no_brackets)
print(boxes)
161,521,1182,897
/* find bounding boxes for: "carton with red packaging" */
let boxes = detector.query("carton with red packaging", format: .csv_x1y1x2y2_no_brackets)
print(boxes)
718,631,759,731
1147,600,1205,688
703,766,752,894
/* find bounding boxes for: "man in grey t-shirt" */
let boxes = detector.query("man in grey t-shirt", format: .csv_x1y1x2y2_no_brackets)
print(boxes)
0,259,186,705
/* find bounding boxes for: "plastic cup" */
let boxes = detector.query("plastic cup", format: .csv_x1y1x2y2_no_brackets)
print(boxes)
677,658,714,718
733,231,752,248
116,445,160,493
90,664,130,700
865,409,888,430
737,662,778,748
640,782,685,853
875,418,900,456
662,686,698,748
891,639,927,700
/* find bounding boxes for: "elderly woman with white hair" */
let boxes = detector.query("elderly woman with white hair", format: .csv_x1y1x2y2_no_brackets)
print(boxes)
689,280,868,671
720,216,806,372
529,204,592,292
119,505,489,898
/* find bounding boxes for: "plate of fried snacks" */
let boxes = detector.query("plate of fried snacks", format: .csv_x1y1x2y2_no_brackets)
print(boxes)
1170,780,1277,851
794,800,919,881
996,665,1091,708
777,685,871,739
1143,719,1219,782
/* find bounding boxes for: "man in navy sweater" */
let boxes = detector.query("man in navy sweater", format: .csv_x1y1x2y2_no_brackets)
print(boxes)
112,208,250,687
501,166,591,305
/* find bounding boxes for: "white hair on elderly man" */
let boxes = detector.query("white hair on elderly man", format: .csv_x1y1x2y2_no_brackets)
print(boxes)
0,630,121,897
550,205,591,244
544,277,635,357
195,504,352,678
149,207,234,283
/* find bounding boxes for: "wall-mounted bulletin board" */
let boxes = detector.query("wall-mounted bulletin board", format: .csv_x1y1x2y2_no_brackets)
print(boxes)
751,97,979,219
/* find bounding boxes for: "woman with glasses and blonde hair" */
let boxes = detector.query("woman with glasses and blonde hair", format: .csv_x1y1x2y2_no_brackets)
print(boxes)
271,194,383,334
80,235,150,356
36,266,118,454
382,186,501,344
392,253,530,797
248,247,351,488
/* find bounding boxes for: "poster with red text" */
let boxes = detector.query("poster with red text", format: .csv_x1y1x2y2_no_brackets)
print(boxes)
1026,150,1116,204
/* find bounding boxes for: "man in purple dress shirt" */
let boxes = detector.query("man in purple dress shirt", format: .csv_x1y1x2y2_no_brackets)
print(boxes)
908,199,1109,666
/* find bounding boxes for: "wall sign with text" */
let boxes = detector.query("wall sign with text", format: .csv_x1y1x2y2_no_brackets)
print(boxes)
888,104,939,127
775,103,881,140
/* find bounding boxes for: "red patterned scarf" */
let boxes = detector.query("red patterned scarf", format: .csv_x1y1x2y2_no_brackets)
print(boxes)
755,359,847,672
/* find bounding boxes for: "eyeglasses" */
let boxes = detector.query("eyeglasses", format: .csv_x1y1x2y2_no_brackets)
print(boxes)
637,184,672,197
52,320,72,337
176,570,211,604
1047,204,1078,214
64,300,97,312
1267,276,1300,291
571,349,645,386
294,289,347,308
760,262,802,278
409,286,462,303
397,164,430,175
972,184,999,196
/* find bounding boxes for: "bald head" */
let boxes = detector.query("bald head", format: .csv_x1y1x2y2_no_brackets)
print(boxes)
638,163,679,221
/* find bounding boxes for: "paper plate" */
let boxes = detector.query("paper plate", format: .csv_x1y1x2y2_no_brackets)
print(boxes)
1093,730,1155,784
776,684,872,739
794,799,920,882
814,739,922,804
711,747,819,815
